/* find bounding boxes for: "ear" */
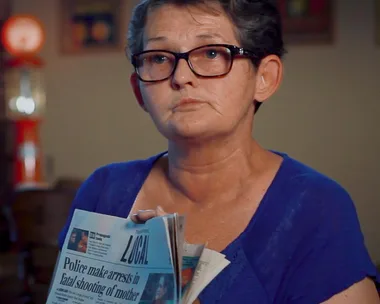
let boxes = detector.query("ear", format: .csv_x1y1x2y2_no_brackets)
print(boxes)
254,55,283,103
130,73,148,112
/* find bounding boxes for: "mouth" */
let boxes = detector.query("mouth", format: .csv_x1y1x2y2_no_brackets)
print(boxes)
173,98,206,111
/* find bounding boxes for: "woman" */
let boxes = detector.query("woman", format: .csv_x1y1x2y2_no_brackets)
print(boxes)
153,275,170,303
58,0,380,303
67,229,78,251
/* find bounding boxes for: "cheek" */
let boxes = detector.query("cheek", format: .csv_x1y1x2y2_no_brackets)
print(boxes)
140,85,172,119
141,86,161,109
205,75,256,112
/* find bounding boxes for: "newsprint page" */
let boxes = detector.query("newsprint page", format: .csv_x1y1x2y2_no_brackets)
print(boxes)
47,209,230,304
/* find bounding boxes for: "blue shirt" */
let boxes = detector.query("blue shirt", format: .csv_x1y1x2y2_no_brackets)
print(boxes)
58,152,380,303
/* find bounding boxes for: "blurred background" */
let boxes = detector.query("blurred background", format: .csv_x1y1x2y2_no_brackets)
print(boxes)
0,0,379,303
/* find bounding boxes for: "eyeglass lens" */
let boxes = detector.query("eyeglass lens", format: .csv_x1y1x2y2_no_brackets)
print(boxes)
136,45,233,81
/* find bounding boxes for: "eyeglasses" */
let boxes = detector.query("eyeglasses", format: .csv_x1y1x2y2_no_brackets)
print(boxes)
131,44,258,82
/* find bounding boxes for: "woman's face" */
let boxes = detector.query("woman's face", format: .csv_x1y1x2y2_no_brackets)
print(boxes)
155,276,167,299
70,232,77,243
135,3,259,142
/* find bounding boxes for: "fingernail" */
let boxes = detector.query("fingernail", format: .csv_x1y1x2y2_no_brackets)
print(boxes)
139,209,154,213
157,205,164,213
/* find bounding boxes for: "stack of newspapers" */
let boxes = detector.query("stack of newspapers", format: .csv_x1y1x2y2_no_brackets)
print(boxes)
47,209,230,304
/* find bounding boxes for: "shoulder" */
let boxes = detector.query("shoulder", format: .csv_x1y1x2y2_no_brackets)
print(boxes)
58,152,164,248
278,159,379,303
81,152,164,193
257,153,379,303
273,154,360,242
90,153,162,185
77,152,164,208
246,153,359,251
278,154,354,213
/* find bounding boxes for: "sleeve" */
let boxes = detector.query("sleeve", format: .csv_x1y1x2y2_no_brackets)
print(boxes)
57,167,106,249
286,185,380,304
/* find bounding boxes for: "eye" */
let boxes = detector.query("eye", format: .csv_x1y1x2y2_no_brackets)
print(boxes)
205,49,219,59
151,54,168,64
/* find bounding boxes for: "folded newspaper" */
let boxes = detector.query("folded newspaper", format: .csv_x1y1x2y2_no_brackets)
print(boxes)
47,209,230,304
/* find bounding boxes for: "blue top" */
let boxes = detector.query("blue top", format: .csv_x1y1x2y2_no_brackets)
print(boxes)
58,151,380,303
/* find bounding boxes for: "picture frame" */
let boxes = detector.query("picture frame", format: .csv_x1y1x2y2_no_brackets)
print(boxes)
277,0,334,45
60,0,127,54
375,0,380,45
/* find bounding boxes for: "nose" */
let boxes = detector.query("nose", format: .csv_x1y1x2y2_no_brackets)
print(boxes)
171,58,198,89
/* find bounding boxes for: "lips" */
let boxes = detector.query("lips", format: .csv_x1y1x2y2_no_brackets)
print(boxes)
174,98,206,110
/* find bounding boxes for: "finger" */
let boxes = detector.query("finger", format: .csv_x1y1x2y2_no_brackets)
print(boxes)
129,213,140,223
130,206,167,224
130,209,156,223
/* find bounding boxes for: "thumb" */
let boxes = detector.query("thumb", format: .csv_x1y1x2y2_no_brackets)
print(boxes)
130,205,167,223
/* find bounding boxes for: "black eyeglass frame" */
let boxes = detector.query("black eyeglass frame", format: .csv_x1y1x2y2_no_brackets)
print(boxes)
131,44,258,82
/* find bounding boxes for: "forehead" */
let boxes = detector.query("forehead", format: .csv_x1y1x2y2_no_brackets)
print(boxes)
143,3,238,48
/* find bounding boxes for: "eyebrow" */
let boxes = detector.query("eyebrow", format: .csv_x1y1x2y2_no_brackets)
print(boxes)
146,36,167,43
195,33,226,41
146,32,226,44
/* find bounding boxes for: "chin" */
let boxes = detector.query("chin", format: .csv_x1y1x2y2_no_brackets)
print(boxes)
163,123,220,143
154,113,233,143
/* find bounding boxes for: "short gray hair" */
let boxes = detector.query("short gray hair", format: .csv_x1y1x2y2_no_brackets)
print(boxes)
126,0,286,68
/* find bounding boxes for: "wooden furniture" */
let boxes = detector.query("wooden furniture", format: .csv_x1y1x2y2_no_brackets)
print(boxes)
10,188,76,303
0,2,20,302
53,177,83,193
0,0,12,191
0,0,13,247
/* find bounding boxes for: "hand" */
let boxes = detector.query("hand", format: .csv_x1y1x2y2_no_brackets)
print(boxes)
130,205,167,223
131,207,201,304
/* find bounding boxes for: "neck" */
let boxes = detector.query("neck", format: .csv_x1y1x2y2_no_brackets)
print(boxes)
165,130,267,204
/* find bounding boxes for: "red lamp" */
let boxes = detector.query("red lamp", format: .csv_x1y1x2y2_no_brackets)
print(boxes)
1,15,48,190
